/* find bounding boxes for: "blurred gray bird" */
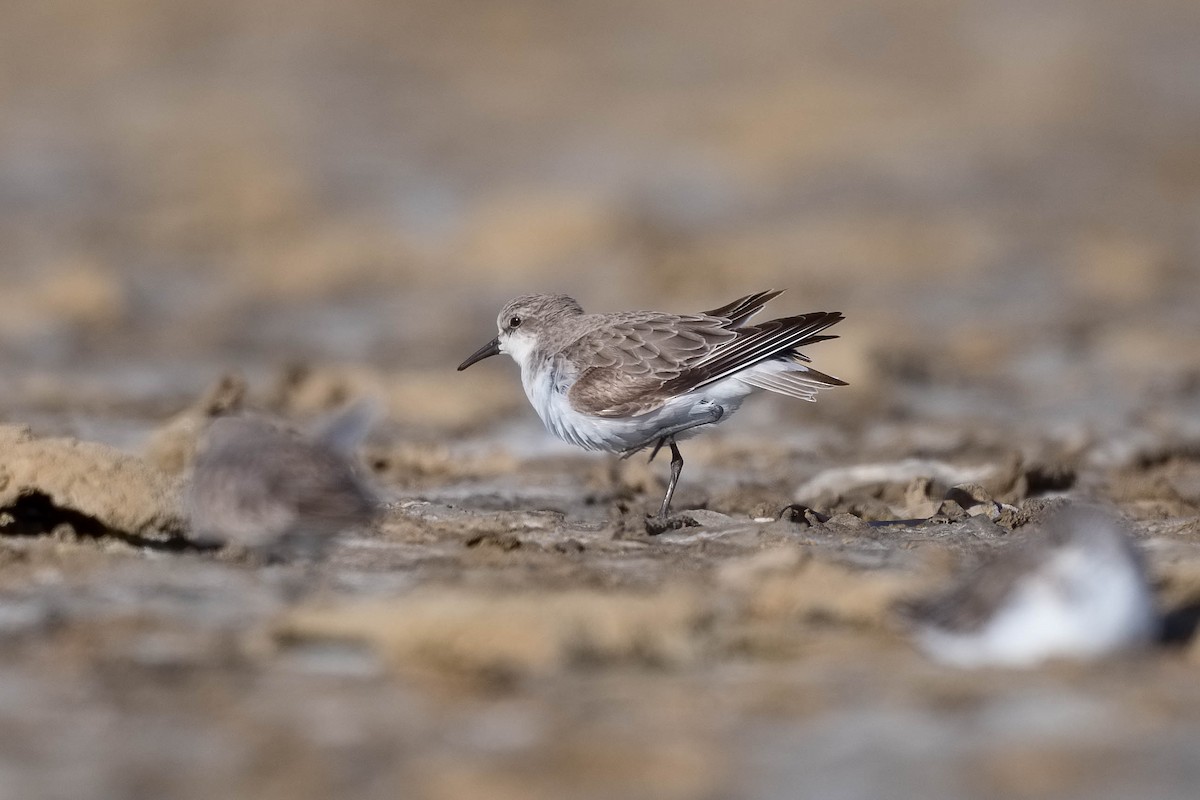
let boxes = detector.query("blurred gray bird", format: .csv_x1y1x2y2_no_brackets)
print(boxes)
186,410,378,562
906,506,1158,668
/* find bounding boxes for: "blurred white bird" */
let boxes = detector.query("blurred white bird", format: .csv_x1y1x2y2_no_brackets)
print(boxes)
907,506,1158,668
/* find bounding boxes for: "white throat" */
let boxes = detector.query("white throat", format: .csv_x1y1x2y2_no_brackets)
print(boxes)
500,330,562,437
500,331,541,372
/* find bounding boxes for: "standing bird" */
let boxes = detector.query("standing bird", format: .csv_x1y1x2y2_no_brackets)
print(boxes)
457,291,845,520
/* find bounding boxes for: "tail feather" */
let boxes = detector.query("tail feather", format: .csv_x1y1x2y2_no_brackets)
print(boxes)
782,357,847,386
784,335,838,363
739,363,846,401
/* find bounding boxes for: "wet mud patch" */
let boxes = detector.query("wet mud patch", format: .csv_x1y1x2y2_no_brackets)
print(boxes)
275,585,712,685
274,541,935,689
5,329,1200,800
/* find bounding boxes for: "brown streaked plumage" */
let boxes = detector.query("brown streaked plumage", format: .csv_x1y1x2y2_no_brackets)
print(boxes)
564,309,844,417
458,290,846,521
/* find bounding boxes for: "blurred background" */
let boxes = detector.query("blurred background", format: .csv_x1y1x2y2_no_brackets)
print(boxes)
2,0,1198,432
3,2,1200,799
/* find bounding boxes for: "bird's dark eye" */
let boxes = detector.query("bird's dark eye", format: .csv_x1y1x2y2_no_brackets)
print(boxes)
508,315,522,329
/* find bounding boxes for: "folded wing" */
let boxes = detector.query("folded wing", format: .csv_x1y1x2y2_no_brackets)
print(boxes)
566,314,735,416
566,299,845,417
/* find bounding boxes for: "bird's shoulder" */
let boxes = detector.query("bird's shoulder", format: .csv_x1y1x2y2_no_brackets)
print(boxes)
559,312,735,416
556,311,734,372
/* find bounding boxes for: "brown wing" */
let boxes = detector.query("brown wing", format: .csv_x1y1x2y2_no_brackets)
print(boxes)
566,314,736,416
567,307,844,418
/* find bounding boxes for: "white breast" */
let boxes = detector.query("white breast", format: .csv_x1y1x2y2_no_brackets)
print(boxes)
520,361,610,451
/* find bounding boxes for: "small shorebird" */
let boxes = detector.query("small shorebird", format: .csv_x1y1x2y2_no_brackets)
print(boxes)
186,412,377,561
457,291,846,520
906,506,1158,668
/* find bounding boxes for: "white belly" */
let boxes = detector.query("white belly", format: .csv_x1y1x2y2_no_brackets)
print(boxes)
520,365,755,454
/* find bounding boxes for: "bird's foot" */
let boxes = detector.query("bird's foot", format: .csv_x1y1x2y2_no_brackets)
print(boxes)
644,512,701,536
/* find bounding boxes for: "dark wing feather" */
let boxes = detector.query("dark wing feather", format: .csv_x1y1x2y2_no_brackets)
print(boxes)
662,311,844,396
702,290,784,327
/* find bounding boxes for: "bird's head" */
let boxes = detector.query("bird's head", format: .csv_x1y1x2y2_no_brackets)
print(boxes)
457,293,584,371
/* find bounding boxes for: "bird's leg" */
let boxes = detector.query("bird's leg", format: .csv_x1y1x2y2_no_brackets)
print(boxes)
659,439,684,519
612,405,723,521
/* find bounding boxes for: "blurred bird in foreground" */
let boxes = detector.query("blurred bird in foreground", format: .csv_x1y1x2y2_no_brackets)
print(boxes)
186,405,378,563
907,506,1158,668
457,290,845,522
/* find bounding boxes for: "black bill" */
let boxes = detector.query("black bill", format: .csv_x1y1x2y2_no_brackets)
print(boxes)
457,337,501,370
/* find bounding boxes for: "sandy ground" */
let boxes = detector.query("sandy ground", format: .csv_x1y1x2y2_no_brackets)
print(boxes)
2,1,1200,798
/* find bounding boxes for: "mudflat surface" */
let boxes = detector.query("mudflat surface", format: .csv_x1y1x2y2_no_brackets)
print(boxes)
2,1,1200,798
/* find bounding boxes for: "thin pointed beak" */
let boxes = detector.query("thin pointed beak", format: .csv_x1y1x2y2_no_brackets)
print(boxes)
457,337,501,371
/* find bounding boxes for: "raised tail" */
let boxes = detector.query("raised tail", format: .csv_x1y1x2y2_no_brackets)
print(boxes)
737,360,846,401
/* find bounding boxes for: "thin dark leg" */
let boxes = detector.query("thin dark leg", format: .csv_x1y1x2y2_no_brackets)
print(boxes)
659,439,684,519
